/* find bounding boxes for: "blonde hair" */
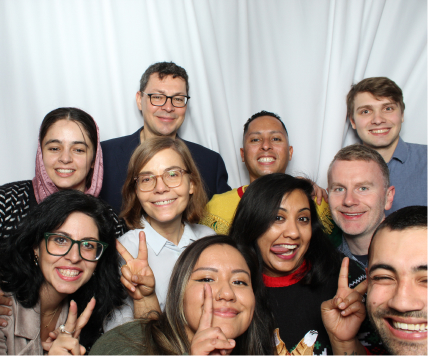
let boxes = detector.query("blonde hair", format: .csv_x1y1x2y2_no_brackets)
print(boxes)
120,137,207,229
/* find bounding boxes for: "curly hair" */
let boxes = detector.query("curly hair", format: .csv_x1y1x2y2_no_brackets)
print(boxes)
0,190,126,349
229,173,341,285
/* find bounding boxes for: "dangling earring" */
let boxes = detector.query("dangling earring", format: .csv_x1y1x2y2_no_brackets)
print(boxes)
34,254,39,266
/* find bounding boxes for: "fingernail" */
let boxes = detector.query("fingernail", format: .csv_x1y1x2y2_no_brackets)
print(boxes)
1,322,7,327
229,339,235,345
339,302,346,309
8,310,12,316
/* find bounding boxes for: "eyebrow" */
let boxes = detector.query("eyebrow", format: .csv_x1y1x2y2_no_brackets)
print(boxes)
247,130,285,136
369,264,427,274
356,102,397,111
53,231,99,241
192,267,251,277
278,207,310,213
150,89,187,96
138,166,184,175
44,139,88,147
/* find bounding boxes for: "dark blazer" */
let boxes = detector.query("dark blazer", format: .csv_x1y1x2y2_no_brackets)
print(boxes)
99,128,231,213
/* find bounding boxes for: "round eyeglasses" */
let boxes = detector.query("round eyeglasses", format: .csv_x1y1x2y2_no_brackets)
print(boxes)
134,169,189,192
142,92,190,108
44,233,108,262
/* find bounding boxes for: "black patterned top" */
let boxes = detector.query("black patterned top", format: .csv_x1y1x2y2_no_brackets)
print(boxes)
0,180,126,240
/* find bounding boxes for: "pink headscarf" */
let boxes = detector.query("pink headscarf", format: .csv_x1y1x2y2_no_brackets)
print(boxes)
32,116,104,203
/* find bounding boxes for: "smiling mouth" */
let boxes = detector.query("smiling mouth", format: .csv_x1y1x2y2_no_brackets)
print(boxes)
55,169,75,173
258,157,275,163
341,212,365,217
271,244,298,256
57,269,80,277
370,129,390,134
153,199,176,206
390,320,427,333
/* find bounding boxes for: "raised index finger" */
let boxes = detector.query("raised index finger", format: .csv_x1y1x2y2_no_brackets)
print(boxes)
116,240,134,264
337,257,350,292
63,300,78,335
197,284,213,331
136,231,148,262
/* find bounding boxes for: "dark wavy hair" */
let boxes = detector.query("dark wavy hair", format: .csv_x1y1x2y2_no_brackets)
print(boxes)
135,235,274,355
229,173,341,285
0,190,126,349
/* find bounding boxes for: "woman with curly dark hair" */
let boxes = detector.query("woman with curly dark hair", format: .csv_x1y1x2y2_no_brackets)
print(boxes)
0,190,126,354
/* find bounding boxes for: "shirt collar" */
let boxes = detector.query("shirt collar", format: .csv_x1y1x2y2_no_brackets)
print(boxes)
391,137,408,164
141,216,196,255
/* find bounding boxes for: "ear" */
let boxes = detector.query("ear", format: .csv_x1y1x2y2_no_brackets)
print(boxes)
350,117,356,129
189,180,194,195
288,145,294,161
136,91,143,111
240,148,245,162
34,245,39,258
384,185,395,211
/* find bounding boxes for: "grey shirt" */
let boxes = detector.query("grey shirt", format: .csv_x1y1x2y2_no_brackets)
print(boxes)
337,236,367,271
386,137,427,216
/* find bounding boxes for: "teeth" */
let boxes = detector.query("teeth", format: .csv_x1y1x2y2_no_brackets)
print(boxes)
343,213,362,216
392,321,427,332
278,244,298,249
153,199,175,206
371,129,389,134
58,269,79,277
258,157,275,162
56,169,74,173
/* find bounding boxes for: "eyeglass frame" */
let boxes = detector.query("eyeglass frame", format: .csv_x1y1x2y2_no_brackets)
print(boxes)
44,232,109,262
142,92,191,108
134,169,189,192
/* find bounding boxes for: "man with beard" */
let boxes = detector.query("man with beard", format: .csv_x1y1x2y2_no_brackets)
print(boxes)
322,205,427,355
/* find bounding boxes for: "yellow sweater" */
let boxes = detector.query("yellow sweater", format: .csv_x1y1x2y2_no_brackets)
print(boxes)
200,185,336,237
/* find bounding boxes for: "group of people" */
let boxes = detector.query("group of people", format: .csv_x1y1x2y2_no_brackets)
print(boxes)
0,61,426,355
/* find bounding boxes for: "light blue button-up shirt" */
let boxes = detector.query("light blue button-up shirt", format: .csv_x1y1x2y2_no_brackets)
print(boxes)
386,137,427,216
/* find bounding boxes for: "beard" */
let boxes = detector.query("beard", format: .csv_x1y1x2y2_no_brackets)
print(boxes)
368,307,427,355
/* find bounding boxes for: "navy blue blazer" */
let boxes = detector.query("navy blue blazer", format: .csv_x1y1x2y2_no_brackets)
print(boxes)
99,128,231,213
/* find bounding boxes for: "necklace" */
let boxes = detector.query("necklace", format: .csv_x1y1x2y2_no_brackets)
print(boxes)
42,306,59,328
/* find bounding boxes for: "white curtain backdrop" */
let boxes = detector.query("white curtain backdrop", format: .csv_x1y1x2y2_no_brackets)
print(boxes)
0,0,426,189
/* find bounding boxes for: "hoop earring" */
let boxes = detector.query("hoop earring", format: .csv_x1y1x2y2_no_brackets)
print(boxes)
34,254,39,266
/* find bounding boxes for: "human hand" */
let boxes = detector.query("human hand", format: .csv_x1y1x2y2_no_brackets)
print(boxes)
296,177,328,204
0,289,12,327
116,231,156,301
190,284,235,355
47,298,96,355
321,258,367,354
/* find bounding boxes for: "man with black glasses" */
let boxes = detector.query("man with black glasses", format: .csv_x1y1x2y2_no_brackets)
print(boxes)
100,62,230,213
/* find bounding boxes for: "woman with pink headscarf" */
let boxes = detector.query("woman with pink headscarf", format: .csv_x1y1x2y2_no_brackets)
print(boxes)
0,107,126,240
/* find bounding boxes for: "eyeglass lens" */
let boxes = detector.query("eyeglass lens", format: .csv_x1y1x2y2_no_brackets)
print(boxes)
149,94,188,107
137,170,183,191
46,234,104,261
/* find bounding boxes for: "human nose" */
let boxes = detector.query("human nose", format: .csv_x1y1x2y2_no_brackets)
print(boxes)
343,189,358,207
261,138,273,151
371,109,385,125
161,96,174,112
214,281,237,302
387,279,425,313
59,149,72,164
152,175,170,193
65,243,82,263
283,219,299,240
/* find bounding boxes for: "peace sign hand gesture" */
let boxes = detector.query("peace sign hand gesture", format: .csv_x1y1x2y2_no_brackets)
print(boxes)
117,231,160,316
321,257,368,355
190,284,235,355
47,298,96,355
117,231,155,300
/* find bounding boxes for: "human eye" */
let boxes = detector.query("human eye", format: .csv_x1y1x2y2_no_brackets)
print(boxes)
195,277,214,283
233,280,249,286
275,215,285,222
272,136,282,142
167,170,180,178
52,235,69,245
74,146,87,154
250,137,260,143
151,94,164,100
333,187,344,192
139,175,153,183
80,240,97,250
173,96,185,103
360,109,370,115
370,273,395,285
358,186,369,192
298,216,310,223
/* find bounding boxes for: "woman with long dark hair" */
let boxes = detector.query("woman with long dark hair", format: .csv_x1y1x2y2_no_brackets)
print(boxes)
0,190,126,354
90,235,275,355
228,173,369,355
